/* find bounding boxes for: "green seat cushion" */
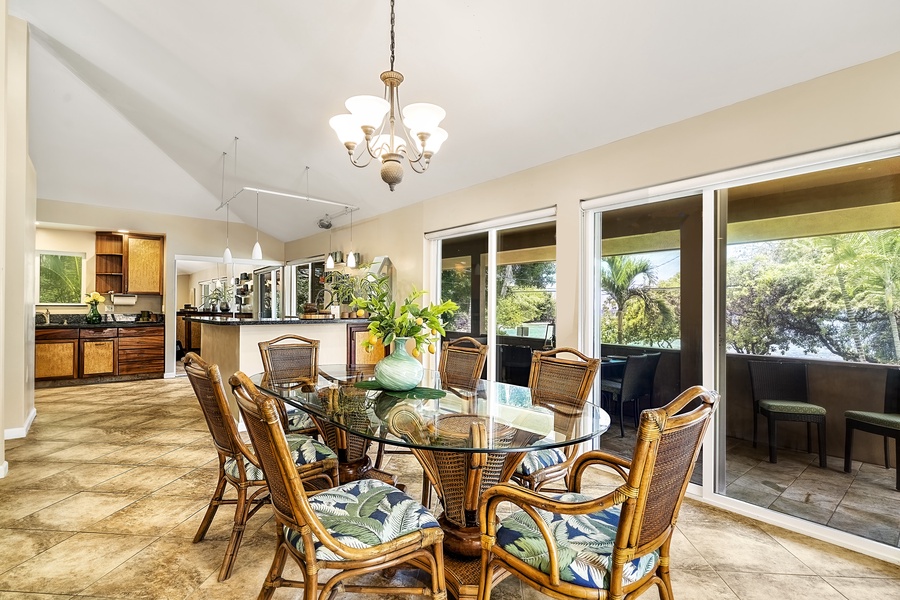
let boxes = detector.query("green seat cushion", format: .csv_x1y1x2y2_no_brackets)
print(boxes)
845,410,900,430
759,399,826,415
224,434,336,481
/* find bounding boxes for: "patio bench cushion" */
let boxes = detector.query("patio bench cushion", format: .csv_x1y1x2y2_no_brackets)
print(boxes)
283,479,440,561
759,399,826,415
224,434,336,481
495,492,660,589
845,410,900,430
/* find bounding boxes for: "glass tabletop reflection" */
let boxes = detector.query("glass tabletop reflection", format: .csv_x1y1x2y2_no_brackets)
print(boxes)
251,364,610,453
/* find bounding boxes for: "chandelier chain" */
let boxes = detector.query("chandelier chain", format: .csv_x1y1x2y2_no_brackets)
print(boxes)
389,0,395,71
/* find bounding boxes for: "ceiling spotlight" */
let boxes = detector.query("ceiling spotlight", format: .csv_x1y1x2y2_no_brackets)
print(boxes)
318,216,333,230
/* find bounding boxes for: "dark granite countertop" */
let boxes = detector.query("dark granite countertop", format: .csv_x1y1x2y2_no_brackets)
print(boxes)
35,320,164,329
183,316,369,326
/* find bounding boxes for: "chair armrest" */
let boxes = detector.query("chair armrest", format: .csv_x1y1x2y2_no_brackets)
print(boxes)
479,481,629,587
569,450,631,492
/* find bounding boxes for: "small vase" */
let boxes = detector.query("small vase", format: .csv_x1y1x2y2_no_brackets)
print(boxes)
85,303,102,324
374,337,424,391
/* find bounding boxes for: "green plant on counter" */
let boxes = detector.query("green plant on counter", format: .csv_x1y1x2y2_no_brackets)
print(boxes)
202,281,234,310
351,278,458,358
323,268,385,309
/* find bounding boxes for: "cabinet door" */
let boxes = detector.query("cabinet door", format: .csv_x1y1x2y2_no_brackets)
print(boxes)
35,340,78,380
125,235,163,294
118,327,164,375
80,339,118,377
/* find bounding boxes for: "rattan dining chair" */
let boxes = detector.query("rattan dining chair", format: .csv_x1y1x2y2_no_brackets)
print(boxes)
258,334,320,435
182,352,338,581
479,385,719,600
510,347,600,491
748,359,827,467
375,336,489,505
229,370,447,600
600,353,661,437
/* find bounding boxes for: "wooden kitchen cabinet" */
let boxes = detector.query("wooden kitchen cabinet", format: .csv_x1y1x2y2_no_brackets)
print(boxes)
35,328,79,380
79,327,118,378
118,326,165,375
95,232,164,295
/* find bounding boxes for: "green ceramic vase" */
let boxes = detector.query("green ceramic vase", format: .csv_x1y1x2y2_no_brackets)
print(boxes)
374,337,424,391
85,303,102,324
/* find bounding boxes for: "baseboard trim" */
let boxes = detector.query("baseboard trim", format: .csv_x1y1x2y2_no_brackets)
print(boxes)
4,407,37,440
0,461,8,479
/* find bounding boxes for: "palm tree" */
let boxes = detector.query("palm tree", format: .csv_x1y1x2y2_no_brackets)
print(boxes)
600,255,657,344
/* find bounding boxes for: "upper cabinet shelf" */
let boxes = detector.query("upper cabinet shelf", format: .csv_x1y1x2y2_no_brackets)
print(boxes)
95,232,165,295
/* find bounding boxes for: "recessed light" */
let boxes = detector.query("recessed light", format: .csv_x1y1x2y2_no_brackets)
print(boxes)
117,229,129,233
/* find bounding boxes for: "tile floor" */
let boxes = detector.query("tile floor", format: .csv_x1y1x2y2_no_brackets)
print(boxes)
0,377,898,599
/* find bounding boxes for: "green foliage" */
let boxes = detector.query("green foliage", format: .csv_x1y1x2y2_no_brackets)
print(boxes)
496,289,555,329
350,277,459,356
39,253,83,304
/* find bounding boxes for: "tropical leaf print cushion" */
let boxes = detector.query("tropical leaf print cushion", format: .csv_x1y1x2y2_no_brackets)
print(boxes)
515,447,566,475
224,434,335,481
285,479,440,561
495,492,659,589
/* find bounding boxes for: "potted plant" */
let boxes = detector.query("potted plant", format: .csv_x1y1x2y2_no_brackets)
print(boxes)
202,281,235,312
350,281,458,390
323,269,385,318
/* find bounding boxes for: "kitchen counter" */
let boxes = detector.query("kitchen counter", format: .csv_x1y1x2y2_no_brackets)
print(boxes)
183,315,367,325
35,321,163,329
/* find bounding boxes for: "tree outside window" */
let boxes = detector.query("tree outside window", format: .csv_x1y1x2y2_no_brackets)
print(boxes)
38,251,85,304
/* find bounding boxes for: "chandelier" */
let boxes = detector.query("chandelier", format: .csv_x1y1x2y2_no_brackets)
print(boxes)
329,0,447,191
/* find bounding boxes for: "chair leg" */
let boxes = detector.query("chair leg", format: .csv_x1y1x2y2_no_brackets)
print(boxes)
817,419,826,468
194,468,228,543
752,411,758,448
844,422,854,474
884,435,890,470
633,398,640,430
618,396,626,438
259,528,289,600
374,440,386,470
894,436,900,491
421,471,432,508
806,422,813,454
767,414,778,463
219,484,250,581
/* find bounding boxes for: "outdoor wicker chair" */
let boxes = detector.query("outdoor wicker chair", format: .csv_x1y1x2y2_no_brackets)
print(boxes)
510,347,600,491
479,385,719,600
258,334,320,435
183,352,338,581
844,371,899,490
748,359,826,467
229,370,447,600
600,353,661,437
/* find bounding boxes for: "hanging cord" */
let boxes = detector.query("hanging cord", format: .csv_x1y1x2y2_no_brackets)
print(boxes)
221,152,228,245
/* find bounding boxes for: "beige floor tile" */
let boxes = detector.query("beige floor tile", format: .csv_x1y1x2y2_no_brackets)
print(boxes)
716,571,847,600
186,529,290,600
823,576,900,599
3,441,73,461
676,518,815,575
167,498,274,541
756,522,900,578
0,489,77,525
0,592,80,599
11,491,143,531
85,494,208,536
0,532,153,595
148,446,218,468
142,429,208,445
80,536,225,599
0,461,73,487
0,529,75,576
41,442,129,462
153,468,221,498
90,465,193,495
19,462,133,491
89,443,185,465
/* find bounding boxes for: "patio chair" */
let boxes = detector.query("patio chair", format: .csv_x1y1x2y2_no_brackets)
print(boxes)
844,372,899,490
748,360,827,467
182,352,338,581
478,385,719,600
600,353,661,437
258,334,320,435
510,347,600,491
229,370,447,600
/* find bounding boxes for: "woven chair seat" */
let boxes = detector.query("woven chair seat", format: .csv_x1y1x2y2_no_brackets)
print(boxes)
495,492,660,589
759,399,826,415
284,479,440,561
845,410,900,430
225,434,336,481
514,447,566,476
285,408,315,431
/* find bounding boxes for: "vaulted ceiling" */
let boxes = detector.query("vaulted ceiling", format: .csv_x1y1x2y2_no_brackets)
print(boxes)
12,0,900,243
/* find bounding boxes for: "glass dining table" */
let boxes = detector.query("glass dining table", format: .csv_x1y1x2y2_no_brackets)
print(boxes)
252,363,610,597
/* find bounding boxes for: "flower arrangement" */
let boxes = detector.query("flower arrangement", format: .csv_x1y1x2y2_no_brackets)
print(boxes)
351,279,458,357
83,291,105,307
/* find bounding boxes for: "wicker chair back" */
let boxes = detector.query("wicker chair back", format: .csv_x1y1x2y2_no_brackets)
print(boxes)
439,336,488,390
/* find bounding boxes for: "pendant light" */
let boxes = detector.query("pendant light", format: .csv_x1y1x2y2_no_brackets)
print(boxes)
251,189,263,260
221,151,233,264
346,209,357,268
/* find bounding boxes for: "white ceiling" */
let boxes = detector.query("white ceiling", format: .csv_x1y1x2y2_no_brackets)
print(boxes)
12,0,900,243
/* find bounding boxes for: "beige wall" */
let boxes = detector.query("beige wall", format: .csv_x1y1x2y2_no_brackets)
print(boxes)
287,51,900,350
